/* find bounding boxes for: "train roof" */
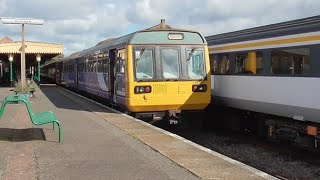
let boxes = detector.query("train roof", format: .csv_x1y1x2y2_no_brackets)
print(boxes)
40,57,64,68
64,19,206,59
205,15,320,46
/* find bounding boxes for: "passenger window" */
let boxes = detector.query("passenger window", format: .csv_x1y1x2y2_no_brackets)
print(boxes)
116,50,126,74
235,52,263,75
211,54,230,74
271,48,310,75
102,52,109,73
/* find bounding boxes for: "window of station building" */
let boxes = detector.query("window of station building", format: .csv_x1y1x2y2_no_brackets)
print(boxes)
211,54,230,74
235,52,262,75
271,48,310,75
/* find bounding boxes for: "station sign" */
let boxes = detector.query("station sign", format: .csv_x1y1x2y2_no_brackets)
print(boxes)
0,18,45,25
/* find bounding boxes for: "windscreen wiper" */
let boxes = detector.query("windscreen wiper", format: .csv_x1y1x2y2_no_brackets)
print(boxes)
135,48,145,62
186,48,196,61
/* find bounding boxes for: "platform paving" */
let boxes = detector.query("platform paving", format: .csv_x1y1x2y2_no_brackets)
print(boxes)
0,85,277,180
0,86,198,180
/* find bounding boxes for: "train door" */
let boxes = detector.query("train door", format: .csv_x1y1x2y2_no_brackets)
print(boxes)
115,49,126,102
109,49,116,103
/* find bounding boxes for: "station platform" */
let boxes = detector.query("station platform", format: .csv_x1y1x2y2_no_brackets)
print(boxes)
0,85,277,180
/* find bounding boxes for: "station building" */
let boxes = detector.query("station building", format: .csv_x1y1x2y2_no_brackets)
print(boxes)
0,37,63,85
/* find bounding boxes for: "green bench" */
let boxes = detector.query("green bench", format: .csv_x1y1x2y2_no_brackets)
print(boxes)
0,95,62,143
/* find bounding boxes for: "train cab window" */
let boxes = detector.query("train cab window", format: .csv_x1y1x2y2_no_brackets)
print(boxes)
271,48,310,75
186,48,205,80
134,48,154,80
161,48,180,79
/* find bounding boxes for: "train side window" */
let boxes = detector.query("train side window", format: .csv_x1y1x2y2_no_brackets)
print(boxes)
211,54,230,74
93,61,97,72
271,48,310,75
102,52,109,73
235,52,263,75
209,54,217,74
85,58,89,72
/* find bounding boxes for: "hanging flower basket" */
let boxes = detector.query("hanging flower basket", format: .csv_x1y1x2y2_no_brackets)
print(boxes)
13,80,36,98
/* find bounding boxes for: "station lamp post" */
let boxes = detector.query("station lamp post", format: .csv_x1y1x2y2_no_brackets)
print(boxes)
0,17,44,87
36,54,41,81
8,54,14,87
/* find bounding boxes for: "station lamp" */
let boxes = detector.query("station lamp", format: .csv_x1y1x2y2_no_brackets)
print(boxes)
0,17,44,86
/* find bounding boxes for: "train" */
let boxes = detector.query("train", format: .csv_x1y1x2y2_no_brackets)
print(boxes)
40,58,63,85
206,15,320,149
41,19,211,124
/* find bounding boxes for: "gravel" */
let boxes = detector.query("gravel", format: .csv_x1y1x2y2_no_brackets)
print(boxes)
171,129,320,180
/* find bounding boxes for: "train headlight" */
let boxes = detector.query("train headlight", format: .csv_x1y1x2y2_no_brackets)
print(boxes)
135,86,152,94
192,85,207,92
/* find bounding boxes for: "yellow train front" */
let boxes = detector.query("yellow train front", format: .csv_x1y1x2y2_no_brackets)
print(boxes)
122,21,211,121
61,20,211,123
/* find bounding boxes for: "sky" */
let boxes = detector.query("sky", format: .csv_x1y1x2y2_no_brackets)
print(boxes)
0,0,320,56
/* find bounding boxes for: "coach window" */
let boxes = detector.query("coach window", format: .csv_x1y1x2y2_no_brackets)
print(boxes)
235,52,262,75
161,48,180,79
271,48,310,75
93,61,97,72
85,58,89,72
212,54,230,74
209,54,217,74
102,52,109,73
134,48,154,80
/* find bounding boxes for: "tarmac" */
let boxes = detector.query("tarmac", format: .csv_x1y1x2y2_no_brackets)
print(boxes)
0,85,278,180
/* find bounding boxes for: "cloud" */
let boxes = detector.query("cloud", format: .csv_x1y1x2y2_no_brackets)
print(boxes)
0,0,319,56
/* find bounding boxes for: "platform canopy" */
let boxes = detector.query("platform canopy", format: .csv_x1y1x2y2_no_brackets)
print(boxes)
0,37,63,60
0,37,64,84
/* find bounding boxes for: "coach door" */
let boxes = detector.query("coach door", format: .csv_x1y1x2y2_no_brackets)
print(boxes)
109,49,116,103
109,49,126,104
115,49,126,102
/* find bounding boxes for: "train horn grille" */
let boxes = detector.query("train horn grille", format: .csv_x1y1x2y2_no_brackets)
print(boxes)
153,84,167,94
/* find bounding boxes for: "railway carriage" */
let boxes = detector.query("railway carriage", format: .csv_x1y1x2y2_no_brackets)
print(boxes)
60,20,211,123
206,15,320,149
40,58,63,85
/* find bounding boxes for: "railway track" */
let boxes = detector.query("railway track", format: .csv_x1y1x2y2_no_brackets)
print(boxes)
166,112,320,180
